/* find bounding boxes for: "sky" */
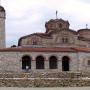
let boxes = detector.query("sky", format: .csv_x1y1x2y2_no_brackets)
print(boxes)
1,0,90,47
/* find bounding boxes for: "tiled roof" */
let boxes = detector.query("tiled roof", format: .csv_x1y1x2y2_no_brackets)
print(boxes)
0,47,90,52
73,47,90,52
18,29,77,46
78,29,90,33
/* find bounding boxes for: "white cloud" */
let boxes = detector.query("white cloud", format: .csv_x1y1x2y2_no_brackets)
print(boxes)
2,0,45,17
42,0,90,22
3,0,90,22
1,0,90,46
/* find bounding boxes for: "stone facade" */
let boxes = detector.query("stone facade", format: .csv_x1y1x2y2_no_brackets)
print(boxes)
18,19,90,48
0,6,90,73
0,51,89,72
0,6,90,87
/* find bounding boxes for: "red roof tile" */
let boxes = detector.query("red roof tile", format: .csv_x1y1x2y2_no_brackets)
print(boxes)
0,47,76,52
0,47,90,52
73,47,90,52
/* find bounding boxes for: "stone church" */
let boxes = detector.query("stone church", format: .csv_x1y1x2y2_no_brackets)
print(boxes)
0,5,90,73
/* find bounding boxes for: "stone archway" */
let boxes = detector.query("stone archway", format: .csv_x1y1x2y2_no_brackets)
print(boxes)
49,56,57,69
22,55,31,70
62,56,70,71
36,56,44,69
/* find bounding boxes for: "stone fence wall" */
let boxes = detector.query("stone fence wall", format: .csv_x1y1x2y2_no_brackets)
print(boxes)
0,71,90,87
0,78,90,87
0,71,89,78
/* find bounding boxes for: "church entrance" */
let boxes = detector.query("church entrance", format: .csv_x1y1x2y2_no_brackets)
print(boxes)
36,56,44,69
22,55,31,70
62,56,70,71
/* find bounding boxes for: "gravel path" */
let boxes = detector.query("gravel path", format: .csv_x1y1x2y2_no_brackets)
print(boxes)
0,87,90,90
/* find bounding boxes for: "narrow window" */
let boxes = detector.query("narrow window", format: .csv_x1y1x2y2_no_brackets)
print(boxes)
49,56,57,69
87,60,90,66
62,56,70,71
22,55,31,70
36,56,44,69
62,37,68,43
32,41,37,45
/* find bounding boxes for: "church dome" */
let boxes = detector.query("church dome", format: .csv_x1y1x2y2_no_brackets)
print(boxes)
0,6,5,12
78,29,90,39
45,18,70,33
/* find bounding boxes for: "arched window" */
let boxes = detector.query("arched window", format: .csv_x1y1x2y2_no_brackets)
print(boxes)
36,56,44,69
32,41,37,45
59,23,62,28
87,60,90,65
62,37,69,43
62,56,70,71
49,56,57,69
31,36,39,45
22,55,31,70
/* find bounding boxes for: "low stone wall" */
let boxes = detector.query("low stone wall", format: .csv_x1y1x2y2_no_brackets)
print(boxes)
0,78,90,87
0,72,89,87
0,71,89,78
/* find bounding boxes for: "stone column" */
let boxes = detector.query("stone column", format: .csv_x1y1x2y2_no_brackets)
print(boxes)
31,60,36,70
45,60,49,70
58,60,62,71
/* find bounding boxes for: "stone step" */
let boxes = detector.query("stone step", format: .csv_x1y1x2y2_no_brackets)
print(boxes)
0,78,90,87
0,72,89,87
0,72,89,78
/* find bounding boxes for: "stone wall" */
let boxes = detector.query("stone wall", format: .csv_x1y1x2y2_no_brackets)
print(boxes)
0,51,90,72
0,78,90,87
0,71,89,78
0,72,89,87
20,29,89,48
0,51,78,72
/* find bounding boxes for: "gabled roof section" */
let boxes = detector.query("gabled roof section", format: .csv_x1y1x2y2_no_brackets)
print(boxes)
18,28,77,46
18,33,52,46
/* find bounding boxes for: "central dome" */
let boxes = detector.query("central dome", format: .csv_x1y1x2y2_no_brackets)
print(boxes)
45,19,70,33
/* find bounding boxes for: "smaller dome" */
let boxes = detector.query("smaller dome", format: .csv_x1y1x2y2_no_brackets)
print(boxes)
0,6,5,12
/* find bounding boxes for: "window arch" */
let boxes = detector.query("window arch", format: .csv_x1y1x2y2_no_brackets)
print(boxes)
22,55,31,70
87,60,90,65
32,41,38,45
36,56,45,69
62,56,70,71
49,56,57,69
59,23,62,28
31,36,40,45
62,37,69,43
